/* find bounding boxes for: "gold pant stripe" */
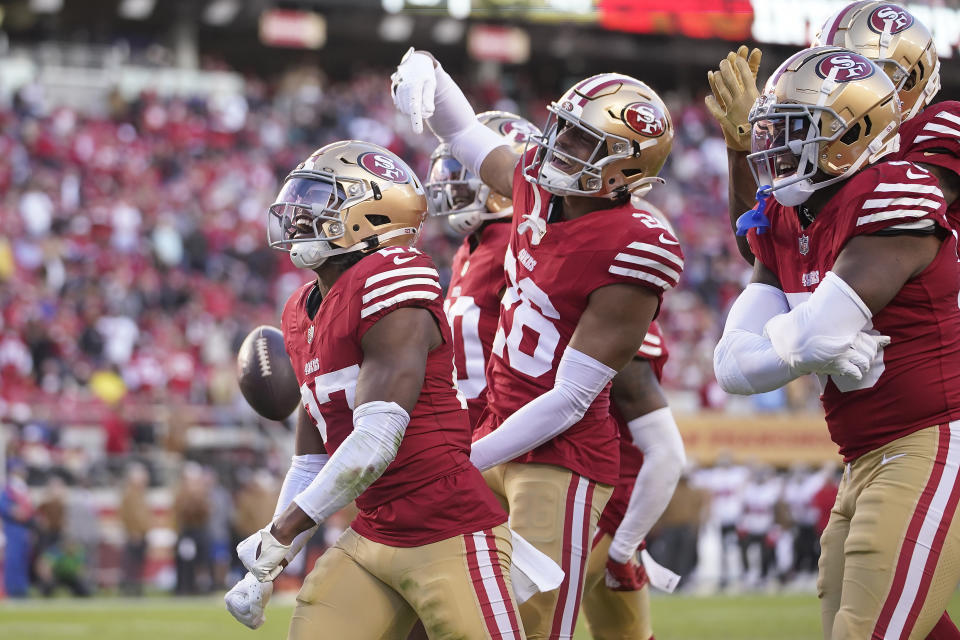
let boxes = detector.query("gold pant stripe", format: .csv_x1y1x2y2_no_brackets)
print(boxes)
873,423,960,639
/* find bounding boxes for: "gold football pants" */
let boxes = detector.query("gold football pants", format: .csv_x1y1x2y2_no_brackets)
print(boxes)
289,524,523,640
818,423,960,640
483,462,613,640
581,531,652,640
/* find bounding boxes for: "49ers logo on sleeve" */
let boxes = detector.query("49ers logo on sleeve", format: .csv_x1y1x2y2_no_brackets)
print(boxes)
358,152,410,183
869,5,914,34
815,52,875,82
623,102,667,137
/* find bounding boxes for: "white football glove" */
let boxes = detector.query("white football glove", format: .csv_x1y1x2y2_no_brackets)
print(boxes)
818,331,890,380
237,527,292,583
390,47,437,134
225,572,273,630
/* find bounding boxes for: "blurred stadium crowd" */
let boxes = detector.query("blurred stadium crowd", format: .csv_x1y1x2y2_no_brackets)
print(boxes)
2,448,842,598
0,62,819,597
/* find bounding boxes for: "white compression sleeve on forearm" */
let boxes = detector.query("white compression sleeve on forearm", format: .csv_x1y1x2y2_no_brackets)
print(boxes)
272,454,327,564
713,282,797,395
608,408,685,564
470,347,616,472
292,401,409,524
428,66,508,176
763,271,872,373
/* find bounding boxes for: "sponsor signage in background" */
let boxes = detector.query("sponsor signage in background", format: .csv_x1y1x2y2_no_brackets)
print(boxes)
597,0,753,41
467,24,531,63
383,0,960,59
677,413,837,465
259,9,327,49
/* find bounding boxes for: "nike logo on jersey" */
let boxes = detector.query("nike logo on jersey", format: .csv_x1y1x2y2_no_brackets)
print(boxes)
658,233,679,245
881,452,907,465
906,169,929,180
393,255,416,265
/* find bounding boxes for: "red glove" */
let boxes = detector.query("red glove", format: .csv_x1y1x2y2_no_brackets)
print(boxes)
604,556,650,592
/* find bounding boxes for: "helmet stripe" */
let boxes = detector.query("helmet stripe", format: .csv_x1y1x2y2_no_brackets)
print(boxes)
824,1,857,44
572,75,636,107
771,49,817,85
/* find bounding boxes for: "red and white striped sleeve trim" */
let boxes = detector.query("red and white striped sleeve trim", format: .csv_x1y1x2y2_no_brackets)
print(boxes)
637,330,663,358
360,265,441,319
856,166,945,228
608,241,684,292
911,110,960,145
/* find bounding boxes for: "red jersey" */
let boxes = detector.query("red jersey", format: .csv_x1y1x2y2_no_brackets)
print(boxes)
597,322,669,537
475,157,685,485
281,247,507,547
748,161,960,461
444,223,511,430
893,101,960,230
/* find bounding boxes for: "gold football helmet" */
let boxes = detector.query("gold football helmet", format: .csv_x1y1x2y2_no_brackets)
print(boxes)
426,111,540,234
815,1,939,122
521,73,673,199
748,46,900,207
268,141,426,269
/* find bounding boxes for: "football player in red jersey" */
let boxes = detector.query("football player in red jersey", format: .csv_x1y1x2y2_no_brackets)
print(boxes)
708,5,960,638
230,140,523,639
393,50,684,639
429,111,541,430
430,116,686,638
713,48,960,640
708,2,959,265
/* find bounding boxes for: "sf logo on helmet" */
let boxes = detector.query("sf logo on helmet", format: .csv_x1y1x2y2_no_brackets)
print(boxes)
623,102,667,137
869,5,914,34
359,152,409,183
816,53,875,83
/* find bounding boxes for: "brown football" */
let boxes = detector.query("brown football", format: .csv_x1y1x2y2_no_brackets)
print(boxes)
237,325,301,421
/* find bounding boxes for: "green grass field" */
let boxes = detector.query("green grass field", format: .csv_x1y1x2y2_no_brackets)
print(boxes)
3,592,960,640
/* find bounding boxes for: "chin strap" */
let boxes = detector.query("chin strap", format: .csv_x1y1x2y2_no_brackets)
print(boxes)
623,176,665,199
290,226,421,269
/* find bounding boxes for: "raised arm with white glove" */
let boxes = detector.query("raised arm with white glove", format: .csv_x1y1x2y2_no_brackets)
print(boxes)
391,48,505,176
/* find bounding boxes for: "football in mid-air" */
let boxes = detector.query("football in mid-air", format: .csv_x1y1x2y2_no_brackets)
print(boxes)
237,325,301,421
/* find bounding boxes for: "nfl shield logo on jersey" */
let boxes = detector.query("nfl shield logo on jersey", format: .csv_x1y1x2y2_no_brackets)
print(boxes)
307,325,315,344
799,234,810,256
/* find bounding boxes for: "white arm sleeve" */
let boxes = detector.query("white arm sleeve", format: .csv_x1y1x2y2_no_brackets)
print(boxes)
470,347,616,472
713,283,797,395
764,271,872,373
292,401,409,523
273,454,327,565
607,408,685,564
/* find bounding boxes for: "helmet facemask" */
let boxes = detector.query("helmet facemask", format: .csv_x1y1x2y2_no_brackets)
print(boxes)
268,170,374,268
748,105,836,206
424,151,495,234
524,106,634,198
